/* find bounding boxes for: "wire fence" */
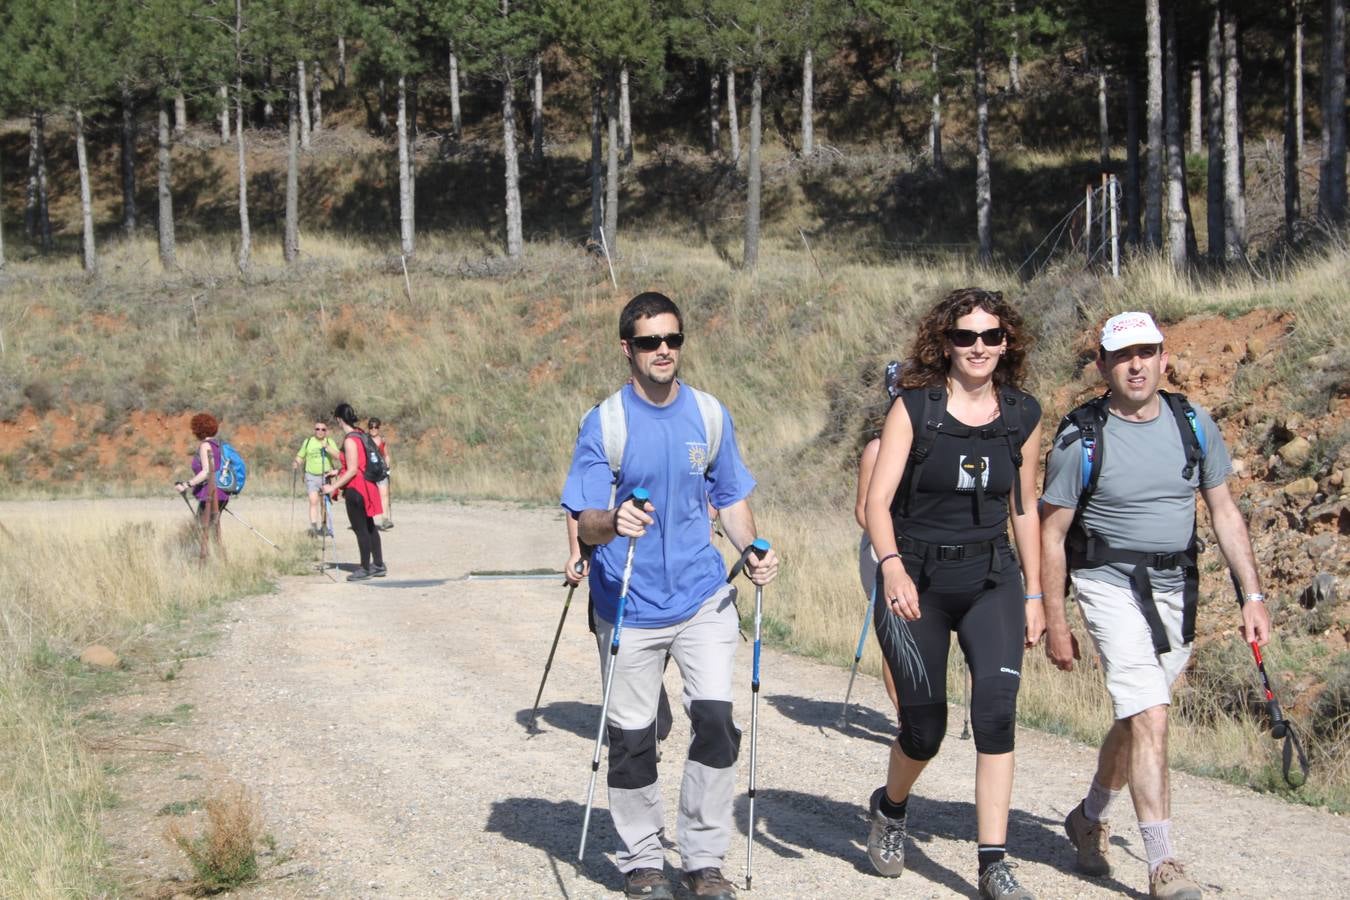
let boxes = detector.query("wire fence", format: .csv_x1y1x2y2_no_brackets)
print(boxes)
1017,175,1121,281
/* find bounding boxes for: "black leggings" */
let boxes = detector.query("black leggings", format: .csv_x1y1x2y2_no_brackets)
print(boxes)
873,547,1025,759
344,490,384,570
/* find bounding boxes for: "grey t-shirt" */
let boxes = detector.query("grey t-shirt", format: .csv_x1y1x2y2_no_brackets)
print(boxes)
1042,397,1232,591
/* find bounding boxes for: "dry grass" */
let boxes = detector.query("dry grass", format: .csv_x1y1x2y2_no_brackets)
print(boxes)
0,507,307,895
165,784,265,891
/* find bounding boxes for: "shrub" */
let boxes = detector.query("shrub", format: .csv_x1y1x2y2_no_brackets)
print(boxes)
165,784,263,891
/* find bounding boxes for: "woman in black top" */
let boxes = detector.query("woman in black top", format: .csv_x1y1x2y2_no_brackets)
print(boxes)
862,288,1044,900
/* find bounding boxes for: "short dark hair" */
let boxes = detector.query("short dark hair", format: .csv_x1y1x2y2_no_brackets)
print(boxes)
619,292,683,340
333,402,359,427
367,417,382,429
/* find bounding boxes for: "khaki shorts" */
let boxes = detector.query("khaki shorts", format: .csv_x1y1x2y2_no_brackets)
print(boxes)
304,472,326,494
1071,574,1192,720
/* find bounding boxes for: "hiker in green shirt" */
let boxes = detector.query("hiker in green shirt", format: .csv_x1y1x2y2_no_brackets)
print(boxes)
294,421,340,536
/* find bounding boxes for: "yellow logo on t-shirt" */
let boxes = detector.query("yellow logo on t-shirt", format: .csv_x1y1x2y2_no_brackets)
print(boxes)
687,442,709,475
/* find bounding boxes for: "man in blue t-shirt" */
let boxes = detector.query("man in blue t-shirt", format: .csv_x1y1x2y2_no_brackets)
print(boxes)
1040,312,1270,900
562,291,778,900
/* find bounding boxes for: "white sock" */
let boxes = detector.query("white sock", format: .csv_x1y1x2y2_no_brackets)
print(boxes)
1139,820,1174,873
1083,779,1120,822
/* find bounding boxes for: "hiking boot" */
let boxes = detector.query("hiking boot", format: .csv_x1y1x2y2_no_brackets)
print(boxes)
370,564,387,577
1150,859,1202,899
379,518,394,531
623,867,674,899
978,860,1035,900
865,786,907,877
346,568,373,582
682,867,735,899
1064,801,1112,876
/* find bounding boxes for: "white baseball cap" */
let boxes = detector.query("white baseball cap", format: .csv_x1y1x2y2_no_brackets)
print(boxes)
1099,311,1165,351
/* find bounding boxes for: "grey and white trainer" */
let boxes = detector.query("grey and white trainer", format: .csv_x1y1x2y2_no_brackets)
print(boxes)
865,786,907,877
978,860,1035,900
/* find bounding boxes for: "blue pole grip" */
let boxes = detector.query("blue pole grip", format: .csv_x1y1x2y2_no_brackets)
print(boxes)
750,538,770,556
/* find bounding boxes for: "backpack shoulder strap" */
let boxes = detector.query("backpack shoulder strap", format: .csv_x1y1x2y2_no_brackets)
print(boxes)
1159,390,1207,480
592,389,626,509
901,385,946,515
687,386,724,469
1057,394,1110,507
998,385,1027,515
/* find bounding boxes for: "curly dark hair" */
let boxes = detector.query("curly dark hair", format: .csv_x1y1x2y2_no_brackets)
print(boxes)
898,287,1029,390
190,413,218,441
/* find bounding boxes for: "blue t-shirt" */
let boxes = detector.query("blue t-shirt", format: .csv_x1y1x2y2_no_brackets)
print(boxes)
561,382,757,628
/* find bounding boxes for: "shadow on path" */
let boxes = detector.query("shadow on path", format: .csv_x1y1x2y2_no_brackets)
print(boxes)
486,797,621,896
766,693,896,748
517,701,600,740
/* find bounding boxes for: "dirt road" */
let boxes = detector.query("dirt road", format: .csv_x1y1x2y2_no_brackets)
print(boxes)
92,499,1346,898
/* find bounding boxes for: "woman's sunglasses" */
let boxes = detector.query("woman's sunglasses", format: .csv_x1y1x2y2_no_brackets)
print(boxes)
628,332,685,352
947,327,1006,348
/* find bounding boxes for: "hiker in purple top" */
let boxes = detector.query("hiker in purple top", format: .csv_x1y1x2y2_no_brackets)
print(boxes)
175,412,229,559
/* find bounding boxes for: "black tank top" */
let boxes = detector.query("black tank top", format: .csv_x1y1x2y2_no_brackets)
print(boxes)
890,386,1042,545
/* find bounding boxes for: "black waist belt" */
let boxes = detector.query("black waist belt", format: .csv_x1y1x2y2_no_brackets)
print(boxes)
900,534,1009,580
1069,534,1199,655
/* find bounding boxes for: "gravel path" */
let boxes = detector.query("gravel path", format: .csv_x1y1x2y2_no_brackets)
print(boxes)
91,499,1347,899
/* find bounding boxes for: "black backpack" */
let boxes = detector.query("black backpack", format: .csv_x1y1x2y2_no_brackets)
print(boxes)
898,383,1030,519
353,430,389,482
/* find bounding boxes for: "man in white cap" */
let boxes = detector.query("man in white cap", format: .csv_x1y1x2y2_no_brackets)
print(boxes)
1039,312,1270,899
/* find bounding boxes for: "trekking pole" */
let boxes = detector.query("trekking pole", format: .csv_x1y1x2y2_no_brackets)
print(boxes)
1229,571,1310,787
221,506,280,550
289,467,298,529
836,580,877,729
319,491,336,581
528,561,586,733
579,487,648,862
737,538,772,891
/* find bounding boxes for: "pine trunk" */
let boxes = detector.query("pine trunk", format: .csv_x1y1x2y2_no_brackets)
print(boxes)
1189,64,1202,155
157,101,176,268
338,36,346,88
590,80,603,245
1321,0,1347,222
174,92,187,136
397,76,414,257
378,78,389,135
930,47,943,171
1284,4,1301,239
801,48,814,156
743,65,762,270
1207,1,1225,259
1099,69,1110,170
620,65,633,164
1164,3,1190,270
285,83,300,263
313,62,323,132
28,111,53,251
727,66,740,163
1125,71,1142,244
75,109,96,272
1294,5,1304,160
1145,0,1164,248
892,50,904,103
709,70,721,155
218,86,230,143
531,55,544,164
1009,1,1021,94
605,69,620,255
235,0,251,274
0,161,5,269
25,115,37,239
1222,7,1247,257
121,84,138,236
298,60,311,150
449,45,462,140
503,77,523,259
975,14,992,266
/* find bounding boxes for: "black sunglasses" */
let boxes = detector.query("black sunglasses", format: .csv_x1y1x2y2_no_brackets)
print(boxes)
629,332,685,352
947,327,1006,348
